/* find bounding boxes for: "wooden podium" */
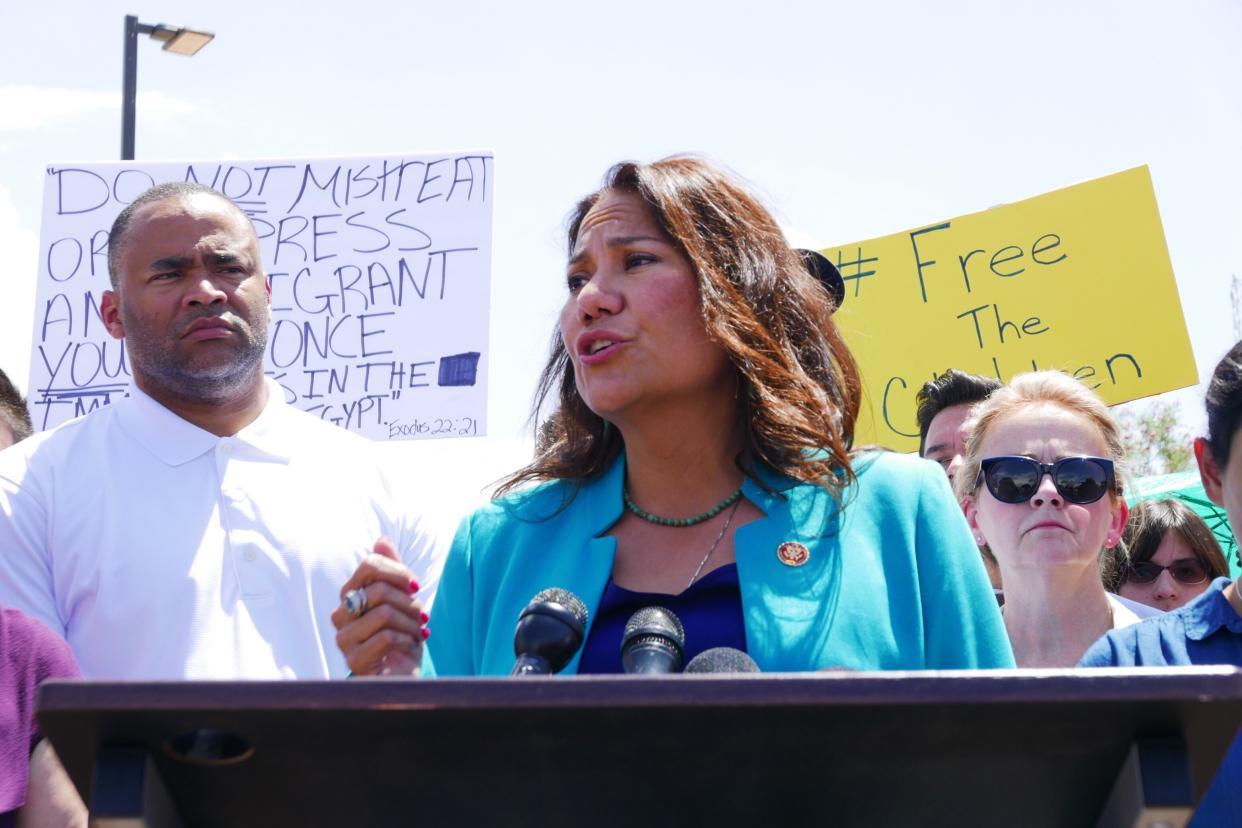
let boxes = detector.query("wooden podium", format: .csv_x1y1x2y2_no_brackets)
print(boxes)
38,667,1242,827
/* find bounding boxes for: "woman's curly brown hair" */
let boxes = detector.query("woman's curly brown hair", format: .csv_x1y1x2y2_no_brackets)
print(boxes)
497,156,862,500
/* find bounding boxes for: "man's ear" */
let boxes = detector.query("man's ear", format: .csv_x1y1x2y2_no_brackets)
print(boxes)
100,290,125,340
1196,437,1225,507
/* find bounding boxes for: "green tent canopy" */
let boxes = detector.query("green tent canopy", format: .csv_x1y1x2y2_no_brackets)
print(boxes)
1128,471,1240,578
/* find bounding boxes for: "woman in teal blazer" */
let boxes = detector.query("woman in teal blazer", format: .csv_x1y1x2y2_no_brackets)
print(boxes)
427,451,1011,675
333,157,1013,675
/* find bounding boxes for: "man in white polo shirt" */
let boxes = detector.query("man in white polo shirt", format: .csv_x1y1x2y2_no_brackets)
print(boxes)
0,182,447,679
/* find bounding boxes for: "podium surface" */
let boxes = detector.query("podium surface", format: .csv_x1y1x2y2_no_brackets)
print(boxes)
38,668,1242,827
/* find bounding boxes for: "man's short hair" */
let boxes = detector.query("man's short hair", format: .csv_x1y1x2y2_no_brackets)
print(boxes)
915,369,1003,455
106,181,242,288
0,368,33,445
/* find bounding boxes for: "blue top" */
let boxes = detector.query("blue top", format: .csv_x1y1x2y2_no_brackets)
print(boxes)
426,451,1014,675
1079,578,1242,668
577,563,747,674
1079,578,1242,825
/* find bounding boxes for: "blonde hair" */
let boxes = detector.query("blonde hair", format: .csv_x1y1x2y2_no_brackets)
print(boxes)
953,370,1129,505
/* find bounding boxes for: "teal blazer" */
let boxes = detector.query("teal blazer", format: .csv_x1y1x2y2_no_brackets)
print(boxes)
427,452,1014,675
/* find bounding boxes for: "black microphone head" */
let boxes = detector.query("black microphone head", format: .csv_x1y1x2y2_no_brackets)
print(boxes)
684,647,761,674
796,248,845,312
620,606,685,674
622,606,685,651
528,587,588,629
512,588,588,675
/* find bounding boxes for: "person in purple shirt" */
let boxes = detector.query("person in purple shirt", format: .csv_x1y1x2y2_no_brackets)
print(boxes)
1080,341,1242,826
1,605,84,828
0,369,32,452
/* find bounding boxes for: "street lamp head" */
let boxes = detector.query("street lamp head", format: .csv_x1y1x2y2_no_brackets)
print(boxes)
147,23,215,56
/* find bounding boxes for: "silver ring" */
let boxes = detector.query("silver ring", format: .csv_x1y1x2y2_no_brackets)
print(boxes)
343,588,368,618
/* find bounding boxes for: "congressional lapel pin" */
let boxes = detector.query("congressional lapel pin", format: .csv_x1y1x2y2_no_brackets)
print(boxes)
777,541,810,567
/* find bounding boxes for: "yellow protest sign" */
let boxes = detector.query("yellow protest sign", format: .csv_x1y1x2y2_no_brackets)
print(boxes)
826,166,1196,452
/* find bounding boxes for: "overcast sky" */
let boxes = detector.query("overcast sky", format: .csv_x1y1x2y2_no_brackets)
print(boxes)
2,0,1239,502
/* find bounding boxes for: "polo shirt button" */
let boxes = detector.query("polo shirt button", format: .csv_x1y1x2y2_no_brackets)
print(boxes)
243,550,257,562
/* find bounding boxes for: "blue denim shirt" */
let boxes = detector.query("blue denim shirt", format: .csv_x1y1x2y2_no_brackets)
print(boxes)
1079,578,1242,826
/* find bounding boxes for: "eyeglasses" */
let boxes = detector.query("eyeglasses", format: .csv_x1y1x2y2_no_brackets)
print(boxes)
977,456,1115,505
1125,559,1209,586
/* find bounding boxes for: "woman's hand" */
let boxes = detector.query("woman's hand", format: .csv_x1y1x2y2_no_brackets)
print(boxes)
332,536,430,676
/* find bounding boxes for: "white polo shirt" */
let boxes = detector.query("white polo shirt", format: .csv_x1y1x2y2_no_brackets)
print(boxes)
0,380,450,680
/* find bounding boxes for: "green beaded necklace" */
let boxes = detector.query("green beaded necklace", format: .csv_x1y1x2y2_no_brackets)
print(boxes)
623,486,744,527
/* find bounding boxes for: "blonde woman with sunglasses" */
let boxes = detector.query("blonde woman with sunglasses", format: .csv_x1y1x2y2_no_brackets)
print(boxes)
955,371,1159,667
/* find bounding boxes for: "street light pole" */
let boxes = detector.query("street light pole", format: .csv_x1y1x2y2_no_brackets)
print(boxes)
119,15,215,161
121,15,139,160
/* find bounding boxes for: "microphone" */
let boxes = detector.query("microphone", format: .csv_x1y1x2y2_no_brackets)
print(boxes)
621,606,685,674
684,647,760,674
511,588,588,676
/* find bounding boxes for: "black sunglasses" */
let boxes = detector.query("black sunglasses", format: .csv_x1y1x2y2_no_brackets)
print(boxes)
977,456,1116,505
1126,559,1209,586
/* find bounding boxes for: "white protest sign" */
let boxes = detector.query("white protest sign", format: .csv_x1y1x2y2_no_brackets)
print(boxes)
29,151,493,441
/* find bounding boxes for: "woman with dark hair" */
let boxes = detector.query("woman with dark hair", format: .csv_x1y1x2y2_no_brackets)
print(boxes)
1083,342,1242,667
1080,343,1242,823
1101,499,1229,612
333,157,1012,675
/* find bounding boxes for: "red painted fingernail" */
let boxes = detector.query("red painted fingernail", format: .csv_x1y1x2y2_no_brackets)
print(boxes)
408,579,420,594
421,627,431,640
420,611,430,624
